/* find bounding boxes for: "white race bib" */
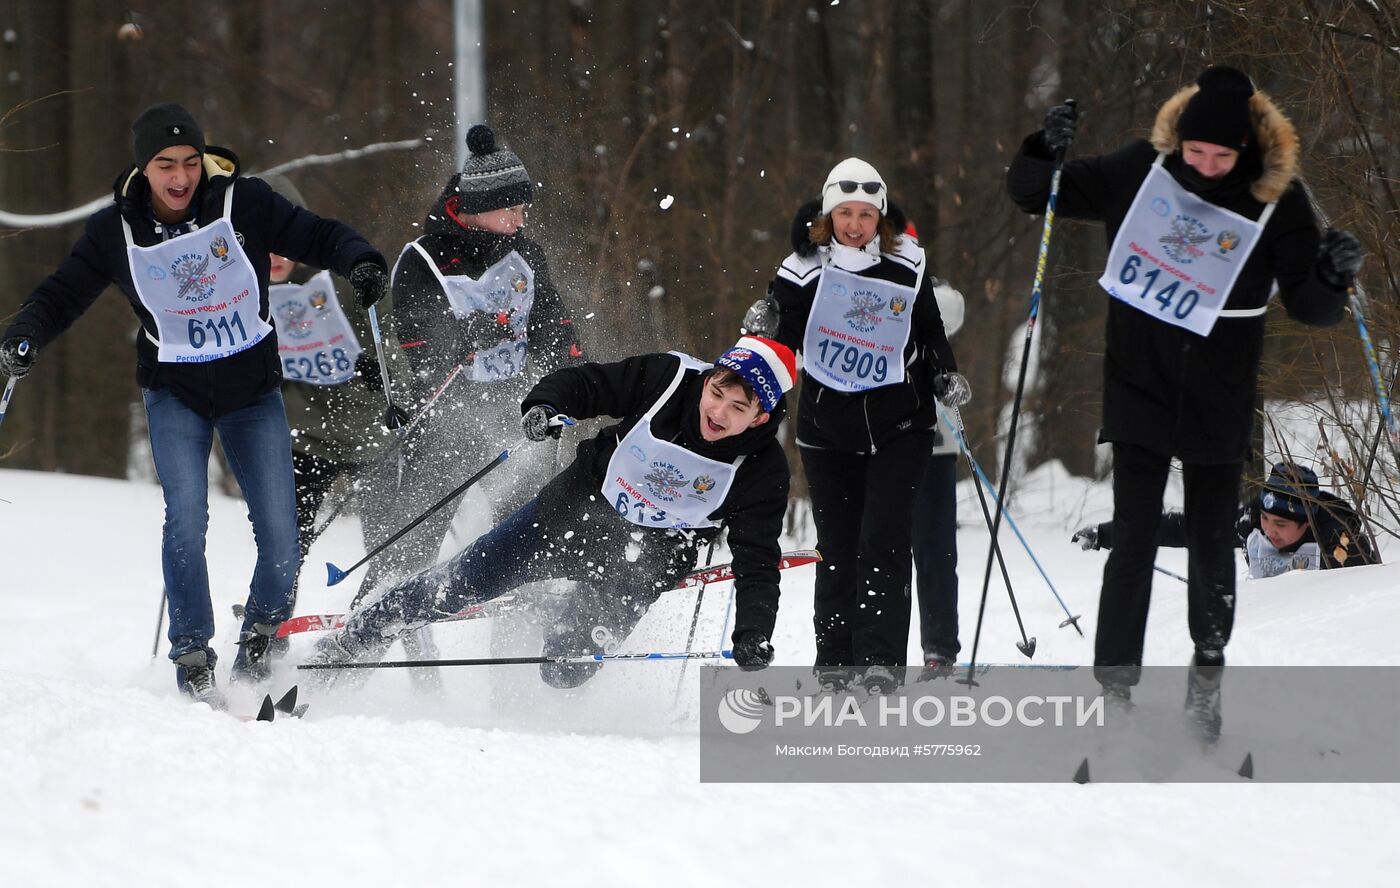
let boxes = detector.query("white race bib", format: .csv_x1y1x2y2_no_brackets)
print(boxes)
601,361,742,530
1099,155,1276,337
394,241,536,382
123,189,272,363
1246,529,1320,578
802,264,916,392
270,270,364,386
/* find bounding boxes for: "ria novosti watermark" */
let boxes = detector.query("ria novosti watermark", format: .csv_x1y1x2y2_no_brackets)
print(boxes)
700,665,1400,783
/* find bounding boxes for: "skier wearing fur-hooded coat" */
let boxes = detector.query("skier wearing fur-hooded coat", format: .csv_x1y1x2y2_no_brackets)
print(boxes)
1006,66,1356,708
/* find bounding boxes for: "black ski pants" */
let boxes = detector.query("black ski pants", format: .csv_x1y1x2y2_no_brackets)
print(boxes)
802,430,933,675
1094,442,1241,686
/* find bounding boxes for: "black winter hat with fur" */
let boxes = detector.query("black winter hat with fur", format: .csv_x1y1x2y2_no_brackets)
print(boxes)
1177,66,1256,151
132,102,206,168
448,125,533,214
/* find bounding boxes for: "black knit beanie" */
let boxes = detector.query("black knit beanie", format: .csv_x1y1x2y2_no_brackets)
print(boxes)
450,125,533,214
1177,66,1256,151
132,102,206,168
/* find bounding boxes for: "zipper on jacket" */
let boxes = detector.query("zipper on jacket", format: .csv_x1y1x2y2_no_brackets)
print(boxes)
863,396,877,454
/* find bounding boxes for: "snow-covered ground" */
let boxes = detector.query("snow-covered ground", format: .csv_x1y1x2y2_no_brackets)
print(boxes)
2,462,1397,887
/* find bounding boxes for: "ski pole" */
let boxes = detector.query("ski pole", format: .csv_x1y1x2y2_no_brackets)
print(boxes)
298,649,734,670
942,407,1082,636
1153,564,1187,584
150,587,167,659
304,363,465,551
0,339,31,435
324,416,575,586
1297,181,1400,475
673,535,720,704
944,407,1038,663
967,101,1075,683
365,305,409,433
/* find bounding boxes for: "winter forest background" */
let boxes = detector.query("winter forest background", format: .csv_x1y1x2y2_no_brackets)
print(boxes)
2,0,1397,523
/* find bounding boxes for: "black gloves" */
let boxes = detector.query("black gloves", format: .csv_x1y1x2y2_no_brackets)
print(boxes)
463,311,514,353
348,261,387,309
522,404,561,442
731,631,774,672
0,338,35,379
1316,228,1363,291
354,353,383,392
1042,102,1079,155
932,371,972,408
1071,525,1101,551
740,297,779,338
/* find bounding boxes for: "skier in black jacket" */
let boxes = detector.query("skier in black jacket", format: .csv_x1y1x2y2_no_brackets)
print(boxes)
358,125,586,604
753,157,964,694
0,103,388,705
1072,461,1379,577
312,337,796,689
1006,66,1360,740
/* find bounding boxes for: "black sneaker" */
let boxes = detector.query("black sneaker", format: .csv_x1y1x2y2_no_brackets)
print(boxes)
175,650,228,710
230,622,287,684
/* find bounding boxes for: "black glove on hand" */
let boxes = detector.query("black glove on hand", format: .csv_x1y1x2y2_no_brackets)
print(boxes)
1316,228,1363,291
1042,102,1079,155
463,311,512,352
932,371,972,408
740,297,779,338
354,353,384,392
0,338,36,379
1071,525,1101,551
348,261,387,309
732,631,774,672
521,404,561,442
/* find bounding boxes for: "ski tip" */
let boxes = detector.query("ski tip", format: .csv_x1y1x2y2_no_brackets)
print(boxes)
256,695,275,723
274,686,299,714
1237,752,1255,780
326,562,348,586
1073,757,1091,784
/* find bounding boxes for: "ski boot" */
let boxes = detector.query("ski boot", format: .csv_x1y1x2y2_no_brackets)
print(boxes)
1184,649,1225,748
811,666,856,693
860,664,900,696
175,649,228,711
916,651,957,682
230,621,287,684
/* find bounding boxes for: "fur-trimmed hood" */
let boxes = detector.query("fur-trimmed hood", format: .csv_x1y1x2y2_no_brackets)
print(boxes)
1150,84,1299,203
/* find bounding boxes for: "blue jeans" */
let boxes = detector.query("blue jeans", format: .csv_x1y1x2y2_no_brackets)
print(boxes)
144,388,300,663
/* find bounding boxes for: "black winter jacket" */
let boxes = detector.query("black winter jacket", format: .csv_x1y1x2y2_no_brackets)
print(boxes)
770,199,957,453
523,353,791,639
1006,88,1347,463
2,149,385,417
392,197,584,408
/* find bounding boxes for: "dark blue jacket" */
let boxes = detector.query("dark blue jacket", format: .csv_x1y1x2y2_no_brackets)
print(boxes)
3,147,386,416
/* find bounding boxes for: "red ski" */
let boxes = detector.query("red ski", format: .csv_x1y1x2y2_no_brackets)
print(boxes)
270,548,820,639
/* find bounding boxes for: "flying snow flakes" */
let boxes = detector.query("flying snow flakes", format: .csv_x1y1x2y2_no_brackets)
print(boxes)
659,194,675,209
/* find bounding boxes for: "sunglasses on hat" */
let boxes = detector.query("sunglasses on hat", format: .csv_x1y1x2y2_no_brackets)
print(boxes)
827,180,882,195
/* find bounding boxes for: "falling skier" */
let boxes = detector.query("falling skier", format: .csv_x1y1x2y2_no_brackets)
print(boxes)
309,336,797,689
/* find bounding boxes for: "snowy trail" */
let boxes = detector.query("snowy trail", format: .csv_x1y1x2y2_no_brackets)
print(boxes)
1,466,1397,886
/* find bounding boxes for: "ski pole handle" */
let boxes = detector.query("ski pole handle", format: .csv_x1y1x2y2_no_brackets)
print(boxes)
0,340,31,433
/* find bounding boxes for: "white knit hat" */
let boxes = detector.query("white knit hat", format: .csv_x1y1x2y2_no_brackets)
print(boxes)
821,157,888,216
